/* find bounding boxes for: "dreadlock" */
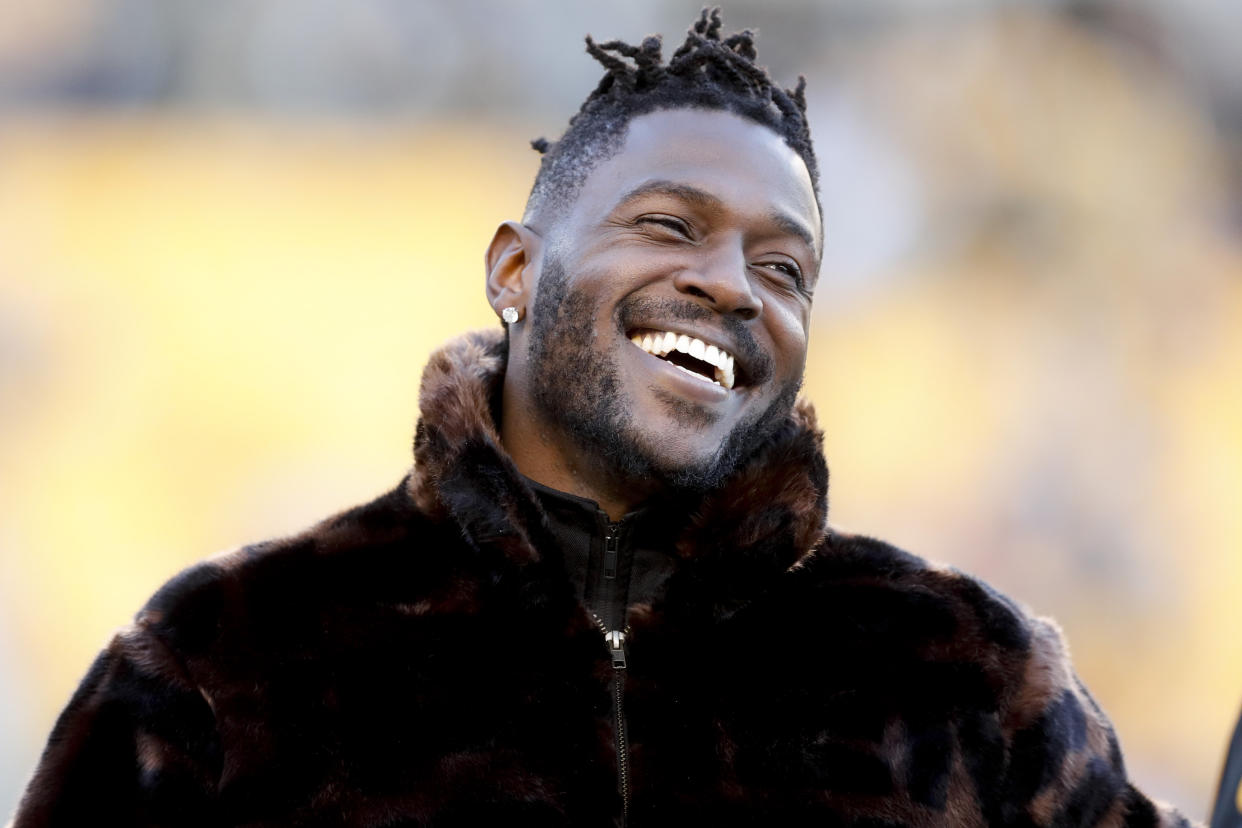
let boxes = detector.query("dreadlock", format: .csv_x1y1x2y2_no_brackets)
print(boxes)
524,8,818,227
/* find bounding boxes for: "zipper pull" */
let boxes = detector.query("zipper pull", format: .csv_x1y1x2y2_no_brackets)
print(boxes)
603,525,619,580
606,629,627,670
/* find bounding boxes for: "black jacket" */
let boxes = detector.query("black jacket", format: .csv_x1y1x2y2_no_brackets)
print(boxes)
14,330,1195,827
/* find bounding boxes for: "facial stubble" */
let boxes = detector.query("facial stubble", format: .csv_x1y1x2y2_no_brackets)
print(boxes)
526,255,801,495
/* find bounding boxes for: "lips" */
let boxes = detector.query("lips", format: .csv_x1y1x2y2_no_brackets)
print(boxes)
628,328,736,390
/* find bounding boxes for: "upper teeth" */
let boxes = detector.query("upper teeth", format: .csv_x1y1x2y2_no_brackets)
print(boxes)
629,330,736,390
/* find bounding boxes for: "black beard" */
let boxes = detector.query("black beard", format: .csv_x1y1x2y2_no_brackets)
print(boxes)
526,254,801,495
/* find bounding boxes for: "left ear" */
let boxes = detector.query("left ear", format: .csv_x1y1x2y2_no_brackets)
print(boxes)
484,221,542,321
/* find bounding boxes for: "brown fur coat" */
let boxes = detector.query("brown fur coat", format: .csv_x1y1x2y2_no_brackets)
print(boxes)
13,330,1195,827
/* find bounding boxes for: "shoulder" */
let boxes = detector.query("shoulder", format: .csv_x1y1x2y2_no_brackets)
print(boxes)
789,530,1199,826
786,528,1099,728
134,480,458,664
791,528,1034,658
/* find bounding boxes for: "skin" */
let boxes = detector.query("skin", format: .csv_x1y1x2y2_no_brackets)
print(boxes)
485,108,822,520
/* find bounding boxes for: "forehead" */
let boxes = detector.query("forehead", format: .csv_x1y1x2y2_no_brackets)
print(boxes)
568,108,821,251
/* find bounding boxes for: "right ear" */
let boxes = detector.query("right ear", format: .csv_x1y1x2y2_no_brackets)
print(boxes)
485,221,542,324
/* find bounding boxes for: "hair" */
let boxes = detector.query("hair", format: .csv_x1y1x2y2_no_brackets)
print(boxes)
523,7,819,227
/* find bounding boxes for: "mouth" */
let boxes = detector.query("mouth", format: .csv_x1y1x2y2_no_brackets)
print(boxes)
627,328,737,390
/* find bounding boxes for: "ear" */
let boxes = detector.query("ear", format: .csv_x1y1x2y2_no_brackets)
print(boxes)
485,221,542,322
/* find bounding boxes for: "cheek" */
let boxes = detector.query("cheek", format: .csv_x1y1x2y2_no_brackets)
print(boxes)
588,244,680,286
764,304,811,373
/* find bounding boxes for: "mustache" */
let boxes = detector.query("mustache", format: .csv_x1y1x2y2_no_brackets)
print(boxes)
617,296,773,385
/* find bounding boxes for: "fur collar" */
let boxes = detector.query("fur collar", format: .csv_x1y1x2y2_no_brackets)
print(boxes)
406,329,830,583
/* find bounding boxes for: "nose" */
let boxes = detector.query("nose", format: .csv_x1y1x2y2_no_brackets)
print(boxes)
672,240,761,321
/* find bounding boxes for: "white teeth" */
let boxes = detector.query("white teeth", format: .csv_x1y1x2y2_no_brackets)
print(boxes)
674,363,719,386
629,329,739,391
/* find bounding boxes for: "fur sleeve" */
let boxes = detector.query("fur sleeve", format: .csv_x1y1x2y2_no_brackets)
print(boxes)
10,623,221,827
997,615,1198,828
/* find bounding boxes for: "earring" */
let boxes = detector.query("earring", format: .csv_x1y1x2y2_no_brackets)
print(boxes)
501,307,521,324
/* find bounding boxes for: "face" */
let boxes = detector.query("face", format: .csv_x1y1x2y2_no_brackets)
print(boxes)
515,108,821,493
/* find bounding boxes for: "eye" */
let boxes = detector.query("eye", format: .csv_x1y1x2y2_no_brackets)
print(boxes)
636,214,692,238
764,261,800,279
756,259,803,286
753,258,813,300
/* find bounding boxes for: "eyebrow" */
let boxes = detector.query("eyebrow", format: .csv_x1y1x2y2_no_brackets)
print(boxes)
616,179,819,254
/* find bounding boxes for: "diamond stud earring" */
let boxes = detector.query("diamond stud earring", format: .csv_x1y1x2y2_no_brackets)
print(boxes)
501,307,521,324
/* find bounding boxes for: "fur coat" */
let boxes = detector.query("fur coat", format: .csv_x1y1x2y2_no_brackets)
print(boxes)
13,330,1195,827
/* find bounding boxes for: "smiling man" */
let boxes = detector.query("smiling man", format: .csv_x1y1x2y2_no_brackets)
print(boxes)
13,10,1197,828
497,106,817,517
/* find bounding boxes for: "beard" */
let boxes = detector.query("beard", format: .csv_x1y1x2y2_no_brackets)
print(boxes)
526,254,801,495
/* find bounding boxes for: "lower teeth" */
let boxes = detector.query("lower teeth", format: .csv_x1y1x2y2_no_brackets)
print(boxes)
673,363,720,386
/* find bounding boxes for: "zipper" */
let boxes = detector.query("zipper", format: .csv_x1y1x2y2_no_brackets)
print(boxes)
603,523,620,580
593,613,630,823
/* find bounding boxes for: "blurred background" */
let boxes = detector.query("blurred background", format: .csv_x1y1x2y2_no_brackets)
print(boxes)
1,0,1240,819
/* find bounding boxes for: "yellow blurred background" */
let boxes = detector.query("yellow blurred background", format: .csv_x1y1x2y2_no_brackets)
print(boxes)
2,0,1240,820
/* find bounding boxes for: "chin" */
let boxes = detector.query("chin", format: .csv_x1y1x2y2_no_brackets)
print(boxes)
632,438,729,491
617,395,796,494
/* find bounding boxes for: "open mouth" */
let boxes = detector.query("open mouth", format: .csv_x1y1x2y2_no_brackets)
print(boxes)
628,328,736,390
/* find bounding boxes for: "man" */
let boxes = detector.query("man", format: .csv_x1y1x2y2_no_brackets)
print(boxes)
13,10,1197,827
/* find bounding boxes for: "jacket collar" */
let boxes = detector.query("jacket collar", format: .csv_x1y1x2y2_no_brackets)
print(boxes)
406,329,830,593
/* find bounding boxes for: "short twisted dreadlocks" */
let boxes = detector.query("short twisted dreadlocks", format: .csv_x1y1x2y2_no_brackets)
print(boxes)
524,8,819,227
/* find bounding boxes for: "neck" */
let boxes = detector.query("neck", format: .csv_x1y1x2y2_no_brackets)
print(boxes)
499,380,658,522
408,330,830,577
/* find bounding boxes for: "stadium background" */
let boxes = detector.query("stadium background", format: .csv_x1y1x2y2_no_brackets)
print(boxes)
2,0,1240,819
